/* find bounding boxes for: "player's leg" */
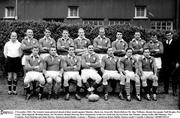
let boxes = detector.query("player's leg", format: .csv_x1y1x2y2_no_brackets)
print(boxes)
7,72,13,95
63,72,70,100
141,72,151,101
12,72,18,95
102,71,110,101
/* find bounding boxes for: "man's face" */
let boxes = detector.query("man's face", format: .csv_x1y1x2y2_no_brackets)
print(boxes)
116,32,123,39
99,28,105,37
26,29,33,38
78,29,85,38
143,49,150,57
88,46,94,54
134,32,141,39
44,30,51,38
126,49,132,57
10,32,17,42
151,35,157,42
166,33,173,40
68,47,74,56
62,30,69,39
32,48,39,56
49,48,57,56
107,48,114,56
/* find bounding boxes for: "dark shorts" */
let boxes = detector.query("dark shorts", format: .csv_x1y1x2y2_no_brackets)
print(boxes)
5,56,22,73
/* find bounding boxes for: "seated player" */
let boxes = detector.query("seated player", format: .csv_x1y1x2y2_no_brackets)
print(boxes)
93,27,111,61
43,46,63,100
138,48,158,101
24,46,45,100
101,48,125,101
81,45,102,97
74,28,91,56
119,48,141,101
39,28,56,59
63,46,82,100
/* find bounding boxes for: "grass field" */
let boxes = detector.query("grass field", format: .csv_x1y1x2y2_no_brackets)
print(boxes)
0,76,179,110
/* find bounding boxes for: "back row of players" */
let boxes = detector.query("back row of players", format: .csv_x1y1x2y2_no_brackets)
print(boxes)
3,27,163,101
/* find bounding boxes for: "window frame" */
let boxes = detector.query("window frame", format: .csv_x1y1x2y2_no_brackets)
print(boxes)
67,6,80,19
4,7,15,19
150,20,173,30
134,6,148,19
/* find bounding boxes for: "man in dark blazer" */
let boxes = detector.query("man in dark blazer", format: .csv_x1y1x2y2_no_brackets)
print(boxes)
161,31,179,95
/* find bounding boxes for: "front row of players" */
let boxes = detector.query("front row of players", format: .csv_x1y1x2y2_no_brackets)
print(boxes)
24,45,158,101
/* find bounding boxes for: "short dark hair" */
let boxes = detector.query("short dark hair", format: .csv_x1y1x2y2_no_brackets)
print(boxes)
126,48,133,52
165,30,172,35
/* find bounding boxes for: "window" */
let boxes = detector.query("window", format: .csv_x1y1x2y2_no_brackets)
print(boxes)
67,6,79,18
4,7,15,18
108,19,130,25
83,19,104,26
151,20,173,30
134,6,147,19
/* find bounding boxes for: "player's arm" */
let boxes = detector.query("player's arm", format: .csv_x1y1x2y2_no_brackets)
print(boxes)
89,55,101,68
63,58,74,71
117,59,125,75
81,55,88,68
137,58,142,76
100,56,106,74
21,39,33,51
152,58,157,75
3,43,8,58
73,57,81,71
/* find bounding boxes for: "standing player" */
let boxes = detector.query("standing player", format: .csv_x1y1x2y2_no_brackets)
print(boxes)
138,48,158,101
21,29,39,71
74,28,91,56
144,33,163,71
3,32,22,95
81,45,102,97
129,31,146,60
112,32,128,57
57,30,74,56
43,47,63,99
39,28,56,59
118,48,141,101
63,46,82,100
101,48,125,101
93,27,111,61
24,46,45,100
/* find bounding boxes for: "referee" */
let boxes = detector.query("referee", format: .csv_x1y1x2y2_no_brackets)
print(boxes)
3,32,22,95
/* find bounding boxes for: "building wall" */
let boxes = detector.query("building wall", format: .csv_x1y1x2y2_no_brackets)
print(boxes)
0,0,178,30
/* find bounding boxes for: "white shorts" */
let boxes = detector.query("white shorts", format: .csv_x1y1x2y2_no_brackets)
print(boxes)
24,71,45,85
40,53,50,59
45,71,62,83
141,71,158,81
22,55,29,66
154,57,162,69
125,70,139,82
81,68,102,83
103,70,121,80
64,71,82,87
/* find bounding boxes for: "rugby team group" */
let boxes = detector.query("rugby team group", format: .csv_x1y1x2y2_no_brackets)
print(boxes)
3,27,177,102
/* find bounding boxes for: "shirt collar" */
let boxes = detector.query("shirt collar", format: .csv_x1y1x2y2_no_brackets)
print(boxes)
97,35,106,39
30,54,40,59
117,39,124,42
125,55,133,59
62,37,70,41
77,37,86,40
67,54,75,58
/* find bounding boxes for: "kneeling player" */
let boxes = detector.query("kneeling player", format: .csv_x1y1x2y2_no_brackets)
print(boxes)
138,48,158,101
24,46,45,100
43,47,63,99
81,45,102,97
63,46,82,100
119,48,141,101
101,48,125,101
